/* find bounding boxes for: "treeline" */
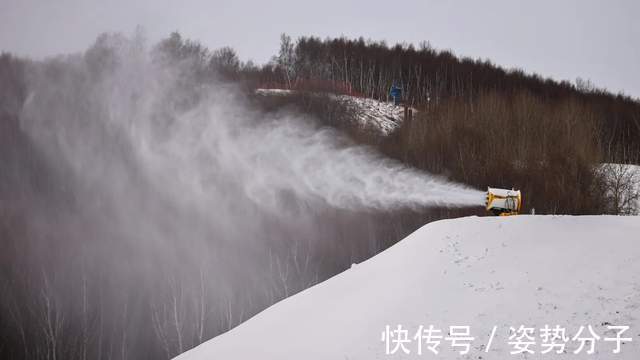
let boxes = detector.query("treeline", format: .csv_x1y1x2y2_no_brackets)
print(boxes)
255,36,640,163
136,33,640,167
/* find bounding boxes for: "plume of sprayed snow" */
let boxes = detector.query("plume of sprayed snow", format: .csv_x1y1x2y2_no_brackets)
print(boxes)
21,36,483,218
127,88,485,215
207,108,484,211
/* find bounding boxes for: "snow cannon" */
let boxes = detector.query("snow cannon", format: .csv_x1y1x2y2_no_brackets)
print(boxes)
485,187,522,216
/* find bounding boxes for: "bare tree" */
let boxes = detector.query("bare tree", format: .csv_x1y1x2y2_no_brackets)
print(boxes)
39,270,65,360
210,46,240,77
598,163,640,215
277,33,296,88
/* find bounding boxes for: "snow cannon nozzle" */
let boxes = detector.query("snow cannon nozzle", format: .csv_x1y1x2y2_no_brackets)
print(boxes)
485,187,522,216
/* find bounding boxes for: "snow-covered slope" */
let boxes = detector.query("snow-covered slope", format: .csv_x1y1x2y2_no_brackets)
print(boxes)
175,216,640,359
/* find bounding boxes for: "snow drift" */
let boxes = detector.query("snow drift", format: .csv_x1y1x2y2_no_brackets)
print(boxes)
175,215,640,360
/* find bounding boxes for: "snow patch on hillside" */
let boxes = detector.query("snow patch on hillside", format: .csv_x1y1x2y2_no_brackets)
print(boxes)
255,88,409,135
175,215,640,360
332,95,406,135
255,88,294,96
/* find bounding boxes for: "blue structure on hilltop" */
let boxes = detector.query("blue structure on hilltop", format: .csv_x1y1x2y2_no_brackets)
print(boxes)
389,83,402,105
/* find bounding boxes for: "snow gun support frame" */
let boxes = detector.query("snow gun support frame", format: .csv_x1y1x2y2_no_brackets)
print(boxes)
485,187,522,216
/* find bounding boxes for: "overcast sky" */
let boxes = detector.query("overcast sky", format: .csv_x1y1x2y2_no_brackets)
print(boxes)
1,0,639,97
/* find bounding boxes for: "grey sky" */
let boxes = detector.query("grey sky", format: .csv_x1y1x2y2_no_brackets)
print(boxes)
1,0,639,97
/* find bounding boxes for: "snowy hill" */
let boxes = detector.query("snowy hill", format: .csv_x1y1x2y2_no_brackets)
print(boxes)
175,215,640,359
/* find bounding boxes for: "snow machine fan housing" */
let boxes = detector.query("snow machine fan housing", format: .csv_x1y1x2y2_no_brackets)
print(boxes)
485,187,522,216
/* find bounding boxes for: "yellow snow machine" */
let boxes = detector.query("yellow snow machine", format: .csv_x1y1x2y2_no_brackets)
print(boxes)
485,187,522,216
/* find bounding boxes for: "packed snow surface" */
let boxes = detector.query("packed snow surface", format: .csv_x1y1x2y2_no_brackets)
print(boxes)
175,215,640,360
